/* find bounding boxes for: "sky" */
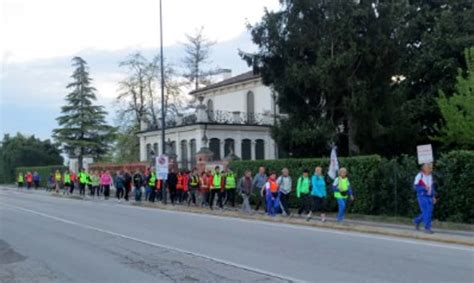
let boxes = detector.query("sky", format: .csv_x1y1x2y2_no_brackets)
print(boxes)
0,0,280,140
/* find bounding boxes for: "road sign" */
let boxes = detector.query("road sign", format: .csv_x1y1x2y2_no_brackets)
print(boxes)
156,154,168,180
417,144,433,165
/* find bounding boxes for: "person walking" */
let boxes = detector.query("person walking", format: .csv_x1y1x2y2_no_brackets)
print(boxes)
25,172,33,190
307,166,327,222
123,170,132,201
199,171,211,207
252,166,268,212
413,163,437,234
187,169,199,206
133,170,144,202
33,171,40,189
224,169,237,208
176,171,185,204
54,170,62,193
63,170,71,195
276,168,292,216
90,171,100,198
101,170,112,200
78,168,88,197
70,171,76,195
332,168,354,222
238,170,253,214
114,171,125,202
146,168,157,202
17,172,24,190
264,171,279,217
167,168,178,205
296,169,312,217
209,166,224,210
47,173,55,192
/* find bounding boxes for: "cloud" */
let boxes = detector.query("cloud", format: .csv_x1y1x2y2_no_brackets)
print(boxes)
0,31,261,140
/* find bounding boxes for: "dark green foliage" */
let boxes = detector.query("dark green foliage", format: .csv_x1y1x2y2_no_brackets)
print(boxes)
230,150,473,223
242,0,474,157
53,57,115,168
0,134,63,184
15,165,67,187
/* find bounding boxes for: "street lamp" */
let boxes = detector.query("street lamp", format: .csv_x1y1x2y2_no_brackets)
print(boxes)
159,0,167,204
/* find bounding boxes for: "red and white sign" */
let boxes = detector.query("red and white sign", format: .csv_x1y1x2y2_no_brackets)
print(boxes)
156,154,169,180
417,144,433,165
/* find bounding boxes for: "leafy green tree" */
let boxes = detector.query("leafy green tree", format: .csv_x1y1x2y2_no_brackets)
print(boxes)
0,133,63,183
435,47,474,148
53,57,115,169
242,0,473,157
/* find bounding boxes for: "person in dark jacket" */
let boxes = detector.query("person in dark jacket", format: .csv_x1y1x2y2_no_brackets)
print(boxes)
167,168,178,205
238,170,253,214
133,170,144,201
114,171,125,202
123,170,132,201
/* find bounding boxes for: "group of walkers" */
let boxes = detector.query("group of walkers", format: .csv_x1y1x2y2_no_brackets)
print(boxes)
16,162,436,231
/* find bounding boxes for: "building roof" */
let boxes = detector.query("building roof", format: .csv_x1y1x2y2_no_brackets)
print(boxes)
189,70,260,95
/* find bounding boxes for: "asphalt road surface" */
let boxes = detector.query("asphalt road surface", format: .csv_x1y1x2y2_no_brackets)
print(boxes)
1,189,473,283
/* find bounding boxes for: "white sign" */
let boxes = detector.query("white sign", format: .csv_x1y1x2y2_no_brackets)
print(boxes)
328,147,339,180
156,154,169,180
417,144,433,165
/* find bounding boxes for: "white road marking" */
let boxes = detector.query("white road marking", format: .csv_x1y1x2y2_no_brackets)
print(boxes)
1,188,473,252
2,202,302,283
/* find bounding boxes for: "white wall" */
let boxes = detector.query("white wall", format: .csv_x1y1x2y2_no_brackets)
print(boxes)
204,80,275,115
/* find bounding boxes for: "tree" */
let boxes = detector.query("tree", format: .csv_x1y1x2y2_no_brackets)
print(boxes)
242,0,473,157
114,52,186,161
53,57,115,169
182,27,216,90
435,47,474,148
0,133,63,183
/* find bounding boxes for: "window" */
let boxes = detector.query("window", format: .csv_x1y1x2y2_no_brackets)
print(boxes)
180,140,188,168
224,138,235,157
246,91,255,123
255,139,265,160
209,138,220,160
190,139,197,167
207,99,214,121
146,143,152,161
153,143,158,156
241,139,251,160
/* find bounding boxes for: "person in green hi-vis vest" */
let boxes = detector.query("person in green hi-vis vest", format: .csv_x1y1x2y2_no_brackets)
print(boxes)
17,172,24,189
224,168,237,208
332,168,354,222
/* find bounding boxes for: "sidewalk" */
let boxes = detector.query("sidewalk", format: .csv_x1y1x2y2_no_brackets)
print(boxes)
2,185,473,246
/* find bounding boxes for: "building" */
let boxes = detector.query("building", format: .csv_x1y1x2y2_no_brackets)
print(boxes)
137,70,281,168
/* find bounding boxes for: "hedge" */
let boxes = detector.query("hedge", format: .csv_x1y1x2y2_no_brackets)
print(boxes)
230,150,474,224
15,165,67,188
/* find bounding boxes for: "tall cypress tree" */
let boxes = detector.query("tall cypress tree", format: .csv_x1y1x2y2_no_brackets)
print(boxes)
53,57,115,169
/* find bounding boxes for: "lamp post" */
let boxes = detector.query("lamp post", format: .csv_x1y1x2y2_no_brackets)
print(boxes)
159,0,167,204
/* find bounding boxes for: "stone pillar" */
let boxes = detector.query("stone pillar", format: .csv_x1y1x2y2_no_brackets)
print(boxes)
139,136,147,161
251,140,256,160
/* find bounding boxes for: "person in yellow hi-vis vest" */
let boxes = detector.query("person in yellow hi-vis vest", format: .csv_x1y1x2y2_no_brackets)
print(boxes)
332,168,354,222
54,170,62,193
78,168,89,196
209,166,224,210
17,172,24,189
224,169,237,208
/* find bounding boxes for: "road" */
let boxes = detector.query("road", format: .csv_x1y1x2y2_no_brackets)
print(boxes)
0,189,473,283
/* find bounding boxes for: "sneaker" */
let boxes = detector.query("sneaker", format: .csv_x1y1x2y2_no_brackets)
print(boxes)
321,218,326,223
424,229,434,234
306,214,312,222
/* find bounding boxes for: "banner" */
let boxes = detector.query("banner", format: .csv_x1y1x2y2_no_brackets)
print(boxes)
328,146,339,180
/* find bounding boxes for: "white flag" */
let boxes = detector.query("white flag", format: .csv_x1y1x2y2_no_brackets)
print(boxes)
328,147,339,180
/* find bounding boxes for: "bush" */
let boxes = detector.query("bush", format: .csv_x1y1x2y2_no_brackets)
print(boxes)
15,165,67,187
230,151,474,223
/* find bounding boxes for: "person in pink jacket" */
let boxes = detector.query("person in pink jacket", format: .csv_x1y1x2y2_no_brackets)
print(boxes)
100,171,113,200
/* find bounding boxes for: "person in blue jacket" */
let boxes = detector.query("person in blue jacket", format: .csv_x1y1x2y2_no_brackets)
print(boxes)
307,166,327,222
413,163,437,234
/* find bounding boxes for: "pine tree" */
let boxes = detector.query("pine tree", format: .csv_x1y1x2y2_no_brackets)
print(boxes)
53,57,115,169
